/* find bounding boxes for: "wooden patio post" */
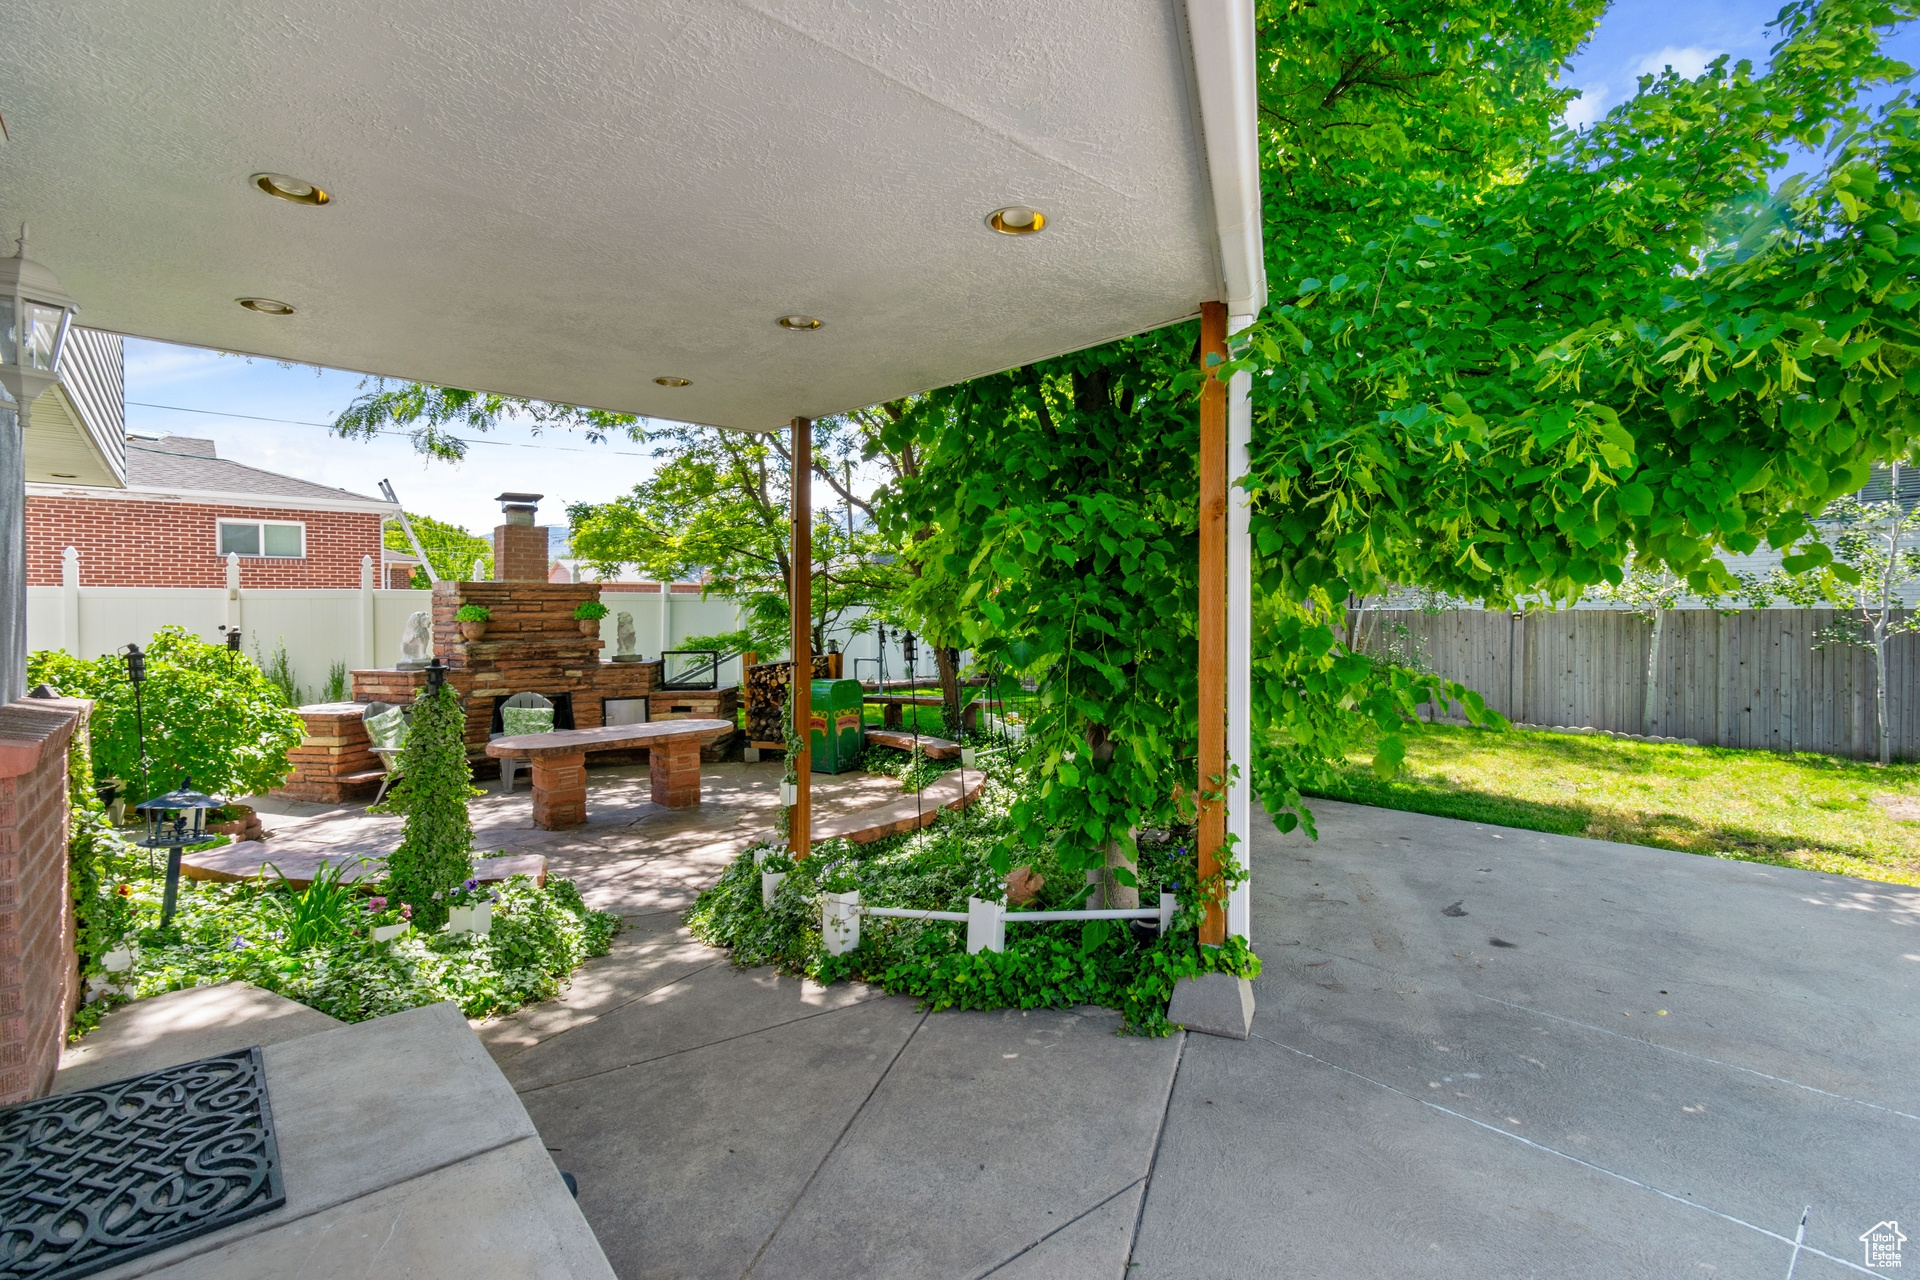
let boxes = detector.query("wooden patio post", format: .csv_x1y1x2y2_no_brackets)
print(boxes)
1198,301,1228,945
790,415,813,856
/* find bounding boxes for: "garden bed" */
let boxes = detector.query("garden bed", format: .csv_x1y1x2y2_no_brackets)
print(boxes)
685,760,1255,1035
84,860,618,1030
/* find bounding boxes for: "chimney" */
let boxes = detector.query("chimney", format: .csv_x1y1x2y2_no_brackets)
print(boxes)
493,492,548,581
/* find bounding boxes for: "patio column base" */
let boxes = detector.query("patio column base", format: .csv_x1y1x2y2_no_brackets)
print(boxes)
1167,971,1254,1040
650,735,702,808
529,750,588,828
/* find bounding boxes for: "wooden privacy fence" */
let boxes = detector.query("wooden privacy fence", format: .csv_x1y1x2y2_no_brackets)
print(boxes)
1354,608,1920,760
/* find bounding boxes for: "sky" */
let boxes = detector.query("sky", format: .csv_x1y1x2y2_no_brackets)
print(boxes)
121,0,1919,537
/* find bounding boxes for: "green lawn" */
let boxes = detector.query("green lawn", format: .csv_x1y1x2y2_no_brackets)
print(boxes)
1308,724,1920,886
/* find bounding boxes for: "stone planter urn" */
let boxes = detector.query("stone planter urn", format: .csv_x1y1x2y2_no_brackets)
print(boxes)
459,620,488,642
578,618,601,637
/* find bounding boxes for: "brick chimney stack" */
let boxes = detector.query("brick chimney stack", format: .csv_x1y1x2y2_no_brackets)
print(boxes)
493,492,548,581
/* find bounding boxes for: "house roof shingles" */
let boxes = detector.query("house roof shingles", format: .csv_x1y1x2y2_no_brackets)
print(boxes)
125,437,389,508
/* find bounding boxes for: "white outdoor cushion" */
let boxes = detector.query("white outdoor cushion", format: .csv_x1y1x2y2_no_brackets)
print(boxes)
365,706,408,751
501,706,555,738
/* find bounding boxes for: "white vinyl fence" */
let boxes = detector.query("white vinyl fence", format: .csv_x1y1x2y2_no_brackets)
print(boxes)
27,550,751,702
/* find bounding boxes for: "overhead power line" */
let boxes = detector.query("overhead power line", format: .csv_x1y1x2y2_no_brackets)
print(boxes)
124,400,653,457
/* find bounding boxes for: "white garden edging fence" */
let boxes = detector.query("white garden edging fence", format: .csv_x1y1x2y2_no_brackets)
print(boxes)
820,889,1175,956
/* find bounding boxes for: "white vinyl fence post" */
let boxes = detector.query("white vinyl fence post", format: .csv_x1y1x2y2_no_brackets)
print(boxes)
966,897,1006,954
60,546,80,655
822,889,861,956
359,554,376,674
225,551,242,639
1158,891,1176,937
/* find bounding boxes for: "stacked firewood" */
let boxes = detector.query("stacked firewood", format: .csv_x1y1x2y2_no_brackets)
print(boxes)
744,657,837,744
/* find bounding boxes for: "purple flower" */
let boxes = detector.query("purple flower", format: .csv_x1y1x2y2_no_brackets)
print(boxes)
400,903,413,919
463,879,478,892
369,895,388,912
432,890,443,900
231,937,250,950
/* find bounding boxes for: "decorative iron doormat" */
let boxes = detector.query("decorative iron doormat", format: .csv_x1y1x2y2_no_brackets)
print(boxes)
0,1046,284,1280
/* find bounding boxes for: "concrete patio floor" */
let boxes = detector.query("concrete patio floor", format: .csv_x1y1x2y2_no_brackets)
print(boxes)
199,768,1920,1275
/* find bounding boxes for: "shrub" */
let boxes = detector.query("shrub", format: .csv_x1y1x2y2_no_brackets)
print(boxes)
573,600,609,621
323,660,349,703
684,795,1260,1035
30,626,307,804
372,680,476,929
256,637,302,706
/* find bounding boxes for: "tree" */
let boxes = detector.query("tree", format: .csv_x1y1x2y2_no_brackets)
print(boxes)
334,382,643,462
881,0,1920,924
384,513,492,586
28,626,307,804
1749,460,1920,763
565,420,904,658
371,681,476,929
1593,562,1692,734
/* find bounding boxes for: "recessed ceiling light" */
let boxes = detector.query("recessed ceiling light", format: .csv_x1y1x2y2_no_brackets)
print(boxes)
654,376,692,387
50,473,77,479
988,206,1046,235
252,173,330,205
777,315,822,331
236,297,295,315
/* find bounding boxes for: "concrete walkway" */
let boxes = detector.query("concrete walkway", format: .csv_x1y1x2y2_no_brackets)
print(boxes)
124,765,1919,1276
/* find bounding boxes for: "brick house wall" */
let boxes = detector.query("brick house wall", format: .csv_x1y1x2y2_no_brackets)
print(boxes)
0,697,87,1105
26,496,384,588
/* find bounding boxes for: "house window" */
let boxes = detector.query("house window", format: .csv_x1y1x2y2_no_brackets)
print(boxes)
218,520,305,558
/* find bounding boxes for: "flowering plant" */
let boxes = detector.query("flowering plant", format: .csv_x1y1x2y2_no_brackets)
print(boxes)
447,878,497,910
364,895,412,930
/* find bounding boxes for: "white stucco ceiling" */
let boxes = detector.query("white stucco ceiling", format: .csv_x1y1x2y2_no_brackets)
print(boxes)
0,1,1263,432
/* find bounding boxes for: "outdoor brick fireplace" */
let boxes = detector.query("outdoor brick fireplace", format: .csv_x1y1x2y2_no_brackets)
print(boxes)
279,580,738,800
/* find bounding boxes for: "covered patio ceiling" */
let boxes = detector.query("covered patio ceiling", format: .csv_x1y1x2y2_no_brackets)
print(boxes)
0,0,1264,432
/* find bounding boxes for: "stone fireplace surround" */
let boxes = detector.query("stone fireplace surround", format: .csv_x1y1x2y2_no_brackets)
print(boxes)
352,582,659,749
278,582,738,802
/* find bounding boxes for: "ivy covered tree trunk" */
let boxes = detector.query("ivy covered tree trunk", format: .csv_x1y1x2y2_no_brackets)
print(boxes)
374,682,475,929
935,645,962,735
1086,728,1139,910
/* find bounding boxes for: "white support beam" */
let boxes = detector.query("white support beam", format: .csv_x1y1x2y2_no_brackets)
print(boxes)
1226,363,1253,941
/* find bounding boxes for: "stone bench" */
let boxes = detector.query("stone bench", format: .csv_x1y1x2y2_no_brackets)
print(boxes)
486,719,732,828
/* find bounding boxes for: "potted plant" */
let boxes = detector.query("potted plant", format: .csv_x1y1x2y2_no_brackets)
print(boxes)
366,895,412,943
456,603,492,642
445,878,495,935
573,600,609,637
756,849,793,907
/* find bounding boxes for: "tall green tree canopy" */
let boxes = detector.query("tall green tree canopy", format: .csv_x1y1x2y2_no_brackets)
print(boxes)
881,0,1920,892
383,513,493,585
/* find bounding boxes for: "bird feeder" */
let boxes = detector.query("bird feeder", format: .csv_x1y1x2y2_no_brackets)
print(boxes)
134,779,219,928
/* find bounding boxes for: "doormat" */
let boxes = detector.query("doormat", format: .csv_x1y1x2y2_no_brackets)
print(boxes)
0,1046,284,1279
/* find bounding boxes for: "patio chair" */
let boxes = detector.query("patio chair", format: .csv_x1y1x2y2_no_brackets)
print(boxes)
492,691,555,793
362,702,409,806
